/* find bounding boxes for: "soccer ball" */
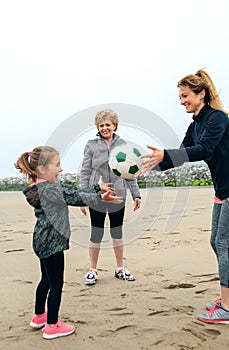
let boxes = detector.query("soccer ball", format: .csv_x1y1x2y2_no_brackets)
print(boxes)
109,142,142,179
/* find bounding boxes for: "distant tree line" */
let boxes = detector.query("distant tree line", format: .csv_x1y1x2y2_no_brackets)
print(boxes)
0,183,28,191
0,178,213,191
137,178,213,188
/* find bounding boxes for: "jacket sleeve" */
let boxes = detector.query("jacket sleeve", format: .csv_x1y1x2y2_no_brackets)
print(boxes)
79,141,93,188
162,111,227,166
125,178,141,199
40,183,102,208
156,111,227,171
156,123,194,170
61,185,102,207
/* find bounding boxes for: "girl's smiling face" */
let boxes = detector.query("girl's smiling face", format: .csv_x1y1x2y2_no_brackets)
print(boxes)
37,154,62,183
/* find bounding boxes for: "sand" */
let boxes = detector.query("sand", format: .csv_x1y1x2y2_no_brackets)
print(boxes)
0,187,228,350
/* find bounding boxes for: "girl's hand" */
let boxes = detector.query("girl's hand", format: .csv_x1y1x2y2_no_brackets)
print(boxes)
80,206,88,215
138,146,164,175
101,189,123,203
98,175,114,192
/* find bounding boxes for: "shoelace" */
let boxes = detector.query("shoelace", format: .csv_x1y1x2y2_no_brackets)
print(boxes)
214,297,222,304
209,303,219,317
208,297,222,307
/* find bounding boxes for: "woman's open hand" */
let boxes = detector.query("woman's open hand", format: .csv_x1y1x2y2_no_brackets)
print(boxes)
138,146,164,175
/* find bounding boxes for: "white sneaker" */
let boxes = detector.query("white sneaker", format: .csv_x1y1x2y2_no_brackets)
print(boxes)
85,269,98,285
115,267,135,281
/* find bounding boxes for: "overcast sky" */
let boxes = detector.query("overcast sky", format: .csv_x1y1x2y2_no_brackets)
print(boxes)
1,0,229,177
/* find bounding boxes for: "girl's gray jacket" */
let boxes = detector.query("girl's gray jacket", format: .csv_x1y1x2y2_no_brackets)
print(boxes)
79,133,141,200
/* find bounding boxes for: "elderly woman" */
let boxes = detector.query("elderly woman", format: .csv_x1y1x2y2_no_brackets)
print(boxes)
79,109,141,285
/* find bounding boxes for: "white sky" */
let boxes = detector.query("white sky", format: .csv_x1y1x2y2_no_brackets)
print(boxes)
1,0,229,177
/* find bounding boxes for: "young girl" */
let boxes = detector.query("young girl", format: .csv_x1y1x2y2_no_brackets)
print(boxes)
140,69,229,324
15,145,123,339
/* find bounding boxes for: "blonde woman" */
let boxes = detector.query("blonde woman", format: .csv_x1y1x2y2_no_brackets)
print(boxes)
140,69,229,324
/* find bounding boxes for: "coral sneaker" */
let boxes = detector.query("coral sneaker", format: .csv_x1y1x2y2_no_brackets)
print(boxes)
30,312,47,328
42,321,75,339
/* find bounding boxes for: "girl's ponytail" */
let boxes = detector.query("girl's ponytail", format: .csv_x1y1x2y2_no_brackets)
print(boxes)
15,151,37,182
15,146,59,183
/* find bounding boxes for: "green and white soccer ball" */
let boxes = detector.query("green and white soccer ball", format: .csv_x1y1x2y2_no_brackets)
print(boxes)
109,142,142,179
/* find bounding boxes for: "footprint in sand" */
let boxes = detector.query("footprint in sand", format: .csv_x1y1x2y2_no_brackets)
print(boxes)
12,279,33,284
4,248,25,253
20,231,31,235
204,328,221,337
98,325,137,337
65,281,81,287
0,239,14,243
189,273,220,284
164,282,196,289
198,277,220,283
182,323,221,342
148,305,195,317
152,296,166,300
194,289,208,294
75,320,88,325
147,309,170,316
150,323,221,348
105,307,133,316
167,231,181,235
187,272,219,283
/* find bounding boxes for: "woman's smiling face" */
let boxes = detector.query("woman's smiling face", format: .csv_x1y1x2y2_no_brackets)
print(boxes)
179,86,205,116
98,118,116,140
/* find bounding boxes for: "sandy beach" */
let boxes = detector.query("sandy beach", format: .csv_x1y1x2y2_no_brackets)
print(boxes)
1,187,228,350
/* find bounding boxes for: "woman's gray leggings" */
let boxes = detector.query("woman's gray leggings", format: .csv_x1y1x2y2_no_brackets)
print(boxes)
211,200,229,288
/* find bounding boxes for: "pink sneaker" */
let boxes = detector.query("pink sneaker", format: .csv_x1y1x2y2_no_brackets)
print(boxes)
42,320,75,339
30,312,47,328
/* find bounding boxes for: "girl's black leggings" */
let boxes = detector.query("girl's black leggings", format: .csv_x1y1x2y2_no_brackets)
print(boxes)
35,251,64,324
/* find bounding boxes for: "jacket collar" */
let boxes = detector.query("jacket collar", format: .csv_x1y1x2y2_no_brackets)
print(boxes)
192,104,211,123
96,132,118,140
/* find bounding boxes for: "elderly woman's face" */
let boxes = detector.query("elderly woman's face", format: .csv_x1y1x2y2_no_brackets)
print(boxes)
98,118,116,140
